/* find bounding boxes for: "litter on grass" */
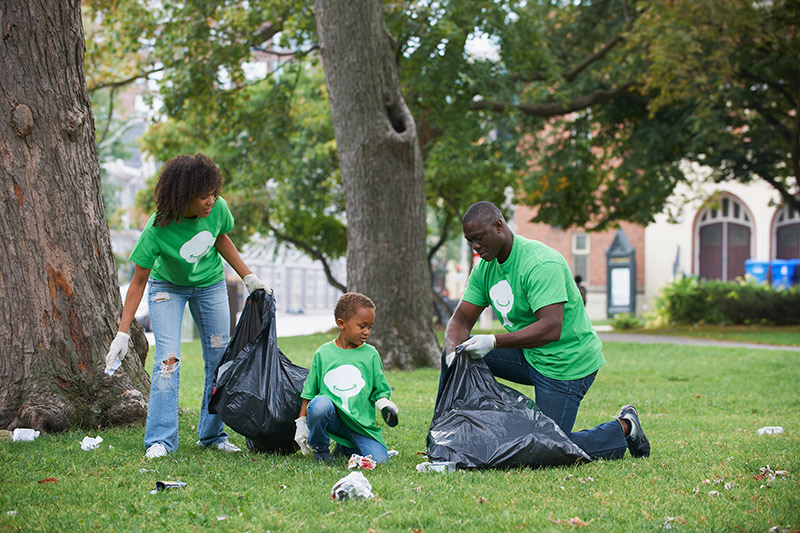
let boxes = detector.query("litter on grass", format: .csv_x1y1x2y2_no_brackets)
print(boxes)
150,481,187,494
80,436,103,451
347,454,377,470
331,472,373,501
757,426,783,435
755,465,789,483
416,461,456,473
11,428,39,442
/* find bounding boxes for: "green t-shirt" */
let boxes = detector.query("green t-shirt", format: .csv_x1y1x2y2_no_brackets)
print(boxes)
129,196,235,287
462,235,604,380
301,341,392,448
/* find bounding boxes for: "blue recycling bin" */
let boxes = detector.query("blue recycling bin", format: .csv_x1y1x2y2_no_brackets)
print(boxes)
771,259,800,289
744,259,771,284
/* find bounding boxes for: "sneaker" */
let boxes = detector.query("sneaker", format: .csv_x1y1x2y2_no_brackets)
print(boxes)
212,440,242,453
618,405,650,458
145,443,168,459
312,446,335,463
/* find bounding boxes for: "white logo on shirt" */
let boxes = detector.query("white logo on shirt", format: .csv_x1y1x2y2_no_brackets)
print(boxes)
323,364,366,413
489,280,515,328
180,231,215,272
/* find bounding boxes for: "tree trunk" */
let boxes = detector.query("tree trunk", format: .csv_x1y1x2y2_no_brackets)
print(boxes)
0,0,150,432
313,0,440,369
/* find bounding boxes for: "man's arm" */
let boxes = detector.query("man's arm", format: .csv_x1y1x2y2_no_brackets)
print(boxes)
444,300,485,355
495,302,564,349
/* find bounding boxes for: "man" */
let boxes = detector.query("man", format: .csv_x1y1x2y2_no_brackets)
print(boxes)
442,201,649,460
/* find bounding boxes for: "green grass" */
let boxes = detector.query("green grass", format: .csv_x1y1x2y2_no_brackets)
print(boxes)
2,335,799,531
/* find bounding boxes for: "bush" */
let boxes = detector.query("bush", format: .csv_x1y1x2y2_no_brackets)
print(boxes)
610,312,643,330
651,276,800,326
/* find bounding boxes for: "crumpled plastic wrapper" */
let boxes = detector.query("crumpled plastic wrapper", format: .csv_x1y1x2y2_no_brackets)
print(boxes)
347,454,377,470
331,472,374,501
11,428,40,442
757,426,783,436
80,436,104,451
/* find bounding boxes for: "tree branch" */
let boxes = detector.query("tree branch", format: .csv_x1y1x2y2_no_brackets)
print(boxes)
469,82,637,117
514,2,639,83
264,220,347,293
88,65,165,93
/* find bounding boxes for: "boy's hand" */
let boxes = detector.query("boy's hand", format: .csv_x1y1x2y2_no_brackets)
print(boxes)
294,416,310,455
376,397,399,427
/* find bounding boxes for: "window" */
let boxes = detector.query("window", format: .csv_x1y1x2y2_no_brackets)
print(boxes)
696,195,753,281
571,232,589,283
774,205,800,259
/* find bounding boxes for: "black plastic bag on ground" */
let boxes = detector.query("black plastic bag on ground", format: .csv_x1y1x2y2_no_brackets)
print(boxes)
209,289,308,453
426,349,591,469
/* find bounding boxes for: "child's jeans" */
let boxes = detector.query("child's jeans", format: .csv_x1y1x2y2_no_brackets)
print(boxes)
306,396,389,463
144,279,230,452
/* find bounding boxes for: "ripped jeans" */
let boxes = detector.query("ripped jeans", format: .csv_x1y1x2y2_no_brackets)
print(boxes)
144,278,230,452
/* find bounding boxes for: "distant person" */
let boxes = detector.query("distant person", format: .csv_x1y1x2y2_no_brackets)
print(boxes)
295,293,399,463
441,201,650,460
104,154,271,459
575,275,587,305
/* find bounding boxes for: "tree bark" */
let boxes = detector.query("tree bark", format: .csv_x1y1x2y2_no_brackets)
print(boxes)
313,0,440,369
0,0,150,432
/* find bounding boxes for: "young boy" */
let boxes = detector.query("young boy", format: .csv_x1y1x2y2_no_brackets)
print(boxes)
294,293,399,463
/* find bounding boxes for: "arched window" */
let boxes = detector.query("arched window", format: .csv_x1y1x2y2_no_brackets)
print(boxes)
695,195,753,281
773,205,800,259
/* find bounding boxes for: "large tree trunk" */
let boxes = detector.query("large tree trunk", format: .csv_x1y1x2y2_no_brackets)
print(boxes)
313,0,440,369
0,0,150,432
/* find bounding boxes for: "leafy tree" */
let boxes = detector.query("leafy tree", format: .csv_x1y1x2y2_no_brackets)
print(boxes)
82,0,799,364
1,0,150,432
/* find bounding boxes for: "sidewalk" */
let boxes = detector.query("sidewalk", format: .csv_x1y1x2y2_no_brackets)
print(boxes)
597,331,800,352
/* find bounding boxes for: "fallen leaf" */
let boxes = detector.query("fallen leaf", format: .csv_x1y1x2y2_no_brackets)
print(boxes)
549,515,594,527
38,478,57,484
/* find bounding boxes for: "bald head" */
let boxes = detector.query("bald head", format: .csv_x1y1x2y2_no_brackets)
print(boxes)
462,201,504,227
461,201,514,263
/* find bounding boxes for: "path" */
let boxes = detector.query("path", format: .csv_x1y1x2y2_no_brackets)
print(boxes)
598,331,800,352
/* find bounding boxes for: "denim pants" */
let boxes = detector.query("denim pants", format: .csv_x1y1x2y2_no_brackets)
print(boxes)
144,279,230,452
306,396,389,463
439,347,628,460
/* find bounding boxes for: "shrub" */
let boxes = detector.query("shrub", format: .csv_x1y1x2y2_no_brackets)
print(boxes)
610,312,643,330
651,276,800,326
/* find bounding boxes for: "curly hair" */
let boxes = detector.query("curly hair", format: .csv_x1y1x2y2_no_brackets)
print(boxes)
334,292,376,322
153,154,224,227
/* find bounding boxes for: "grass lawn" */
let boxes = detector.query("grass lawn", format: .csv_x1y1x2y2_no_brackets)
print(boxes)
2,332,799,531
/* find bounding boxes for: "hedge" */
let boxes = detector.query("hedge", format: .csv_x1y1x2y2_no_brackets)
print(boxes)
651,276,800,326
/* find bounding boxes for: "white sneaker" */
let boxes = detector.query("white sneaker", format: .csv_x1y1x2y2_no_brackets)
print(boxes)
212,440,241,453
145,443,168,459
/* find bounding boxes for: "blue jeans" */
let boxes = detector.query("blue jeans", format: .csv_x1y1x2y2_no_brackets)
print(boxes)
144,279,230,452
306,396,389,463
438,347,628,460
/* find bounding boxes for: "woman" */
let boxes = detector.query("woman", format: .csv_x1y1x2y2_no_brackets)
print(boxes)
105,154,269,459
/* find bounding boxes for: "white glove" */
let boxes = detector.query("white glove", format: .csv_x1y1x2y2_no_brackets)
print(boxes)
445,351,457,367
458,334,496,359
376,397,399,427
294,416,310,455
243,274,272,295
104,331,130,376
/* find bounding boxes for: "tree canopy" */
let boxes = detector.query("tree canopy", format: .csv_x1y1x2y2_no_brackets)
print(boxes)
84,0,799,274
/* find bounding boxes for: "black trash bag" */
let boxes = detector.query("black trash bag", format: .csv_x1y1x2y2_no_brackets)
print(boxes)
426,349,592,469
209,289,308,453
